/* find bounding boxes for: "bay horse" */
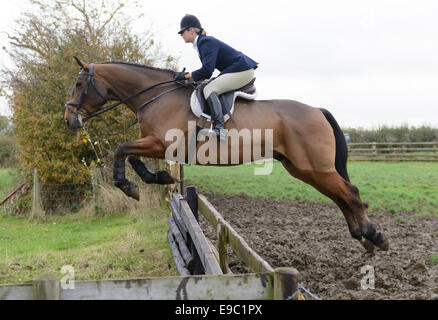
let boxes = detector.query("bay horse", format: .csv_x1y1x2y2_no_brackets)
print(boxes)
64,57,388,253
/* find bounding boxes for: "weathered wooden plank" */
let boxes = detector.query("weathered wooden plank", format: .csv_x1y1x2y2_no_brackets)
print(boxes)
33,274,60,300
59,273,273,300
198,194,274,273
169,197,189,242
186,186,198,221
175,193,223,275
0,284,33,300
217,223,231,274
273,267,300,300
168,231,190,276
0,273,275,300
170,193,204,275
168,216,194,267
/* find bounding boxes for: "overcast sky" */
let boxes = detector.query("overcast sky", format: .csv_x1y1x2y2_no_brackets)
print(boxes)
1,0,438,128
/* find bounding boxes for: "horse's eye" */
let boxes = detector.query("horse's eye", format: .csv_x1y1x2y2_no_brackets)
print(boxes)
76,82,82,88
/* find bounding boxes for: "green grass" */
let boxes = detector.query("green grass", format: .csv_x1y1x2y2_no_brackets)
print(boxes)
430,255,438,265
0,209,177,284
184,161,438,216
0,168,20,200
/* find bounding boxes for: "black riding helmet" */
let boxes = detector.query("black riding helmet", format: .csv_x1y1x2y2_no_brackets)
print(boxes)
178,14,202,34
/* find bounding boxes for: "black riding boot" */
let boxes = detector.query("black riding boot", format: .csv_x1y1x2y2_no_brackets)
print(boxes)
206,92,227,141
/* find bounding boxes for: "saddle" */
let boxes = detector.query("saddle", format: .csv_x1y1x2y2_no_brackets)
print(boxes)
190,78,257,123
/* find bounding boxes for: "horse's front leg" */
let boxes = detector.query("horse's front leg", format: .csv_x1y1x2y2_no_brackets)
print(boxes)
113,135,177,201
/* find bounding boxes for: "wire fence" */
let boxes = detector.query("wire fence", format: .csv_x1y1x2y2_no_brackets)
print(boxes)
39,183,92,212
27,159,167,216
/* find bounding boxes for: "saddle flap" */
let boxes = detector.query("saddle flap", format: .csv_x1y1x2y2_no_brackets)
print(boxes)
190,78,257,123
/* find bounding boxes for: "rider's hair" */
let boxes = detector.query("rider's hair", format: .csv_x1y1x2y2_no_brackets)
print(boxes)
192,27,206,36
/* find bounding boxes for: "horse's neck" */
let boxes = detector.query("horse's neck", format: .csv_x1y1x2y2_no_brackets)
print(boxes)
102,64,172,112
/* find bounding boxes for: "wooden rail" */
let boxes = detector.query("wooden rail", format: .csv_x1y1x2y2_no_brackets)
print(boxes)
0,272,276,300
348,141,438,161
0,181,25,207
0,267,299,300
197,194,275,274
169,192,223,275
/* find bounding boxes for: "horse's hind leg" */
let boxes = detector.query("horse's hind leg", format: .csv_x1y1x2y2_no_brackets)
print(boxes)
280,159,388,252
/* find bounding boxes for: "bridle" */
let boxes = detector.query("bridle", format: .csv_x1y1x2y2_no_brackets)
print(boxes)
65,64,107,121
65,63,190,123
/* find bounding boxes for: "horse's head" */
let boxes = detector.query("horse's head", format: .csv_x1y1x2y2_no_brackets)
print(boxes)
64,57,109,131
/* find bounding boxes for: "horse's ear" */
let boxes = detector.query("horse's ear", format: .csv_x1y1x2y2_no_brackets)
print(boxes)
73,56,89,71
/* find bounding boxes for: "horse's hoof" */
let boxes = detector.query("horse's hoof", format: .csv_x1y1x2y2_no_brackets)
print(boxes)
377,234,389,251
115,180,140,201
156,170,177,185
360,238,375,253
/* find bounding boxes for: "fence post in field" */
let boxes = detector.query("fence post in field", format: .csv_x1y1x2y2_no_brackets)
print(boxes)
33,274,60,300
372,142,377,161
180,164,185,196
435,142,438,161
273,267,300,300
91,166,102,215
217,223,230,274
31,168,45,219
158,159,168,207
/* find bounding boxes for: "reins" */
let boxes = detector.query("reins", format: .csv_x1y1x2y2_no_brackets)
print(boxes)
66,63,193,124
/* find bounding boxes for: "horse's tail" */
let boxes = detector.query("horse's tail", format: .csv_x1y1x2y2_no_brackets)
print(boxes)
319,108,350,182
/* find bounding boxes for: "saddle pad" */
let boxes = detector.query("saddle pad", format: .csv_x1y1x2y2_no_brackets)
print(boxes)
190,86,257,123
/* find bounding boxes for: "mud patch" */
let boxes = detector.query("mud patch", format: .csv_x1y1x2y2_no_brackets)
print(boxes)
198,192,438,300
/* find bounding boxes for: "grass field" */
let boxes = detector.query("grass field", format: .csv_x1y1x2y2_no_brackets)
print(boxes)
0,169,177,285
0,209,177,285
184,161,438,217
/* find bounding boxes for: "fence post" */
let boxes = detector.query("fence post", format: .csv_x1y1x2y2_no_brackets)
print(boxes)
158,159,168,207
435,142,438,161
180,164,185,197
372,142,377,161
92,166,102,215
273,267,300,300
185,186,205,275
31,168,45,219
33,274,60,300
217,223,230,274
401,144,406,161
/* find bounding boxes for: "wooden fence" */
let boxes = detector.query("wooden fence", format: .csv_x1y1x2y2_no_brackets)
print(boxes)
348,141,438,161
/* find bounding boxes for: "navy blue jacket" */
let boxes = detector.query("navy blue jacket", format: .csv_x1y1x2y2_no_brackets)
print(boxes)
191,35,258,82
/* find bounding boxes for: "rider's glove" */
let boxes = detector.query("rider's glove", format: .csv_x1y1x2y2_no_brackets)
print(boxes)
173,68,187,81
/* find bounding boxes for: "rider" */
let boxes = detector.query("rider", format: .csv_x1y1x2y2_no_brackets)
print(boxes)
174,14,258,141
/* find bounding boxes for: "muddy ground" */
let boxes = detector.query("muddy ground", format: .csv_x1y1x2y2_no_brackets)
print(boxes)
197,192,438,300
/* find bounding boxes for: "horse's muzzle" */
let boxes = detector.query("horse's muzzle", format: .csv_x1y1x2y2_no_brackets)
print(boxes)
65,113,83,132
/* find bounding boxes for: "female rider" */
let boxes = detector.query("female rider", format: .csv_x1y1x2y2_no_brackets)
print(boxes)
174,14,258,141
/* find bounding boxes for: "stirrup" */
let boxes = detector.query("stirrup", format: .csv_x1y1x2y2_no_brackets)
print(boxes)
208,122,227,141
